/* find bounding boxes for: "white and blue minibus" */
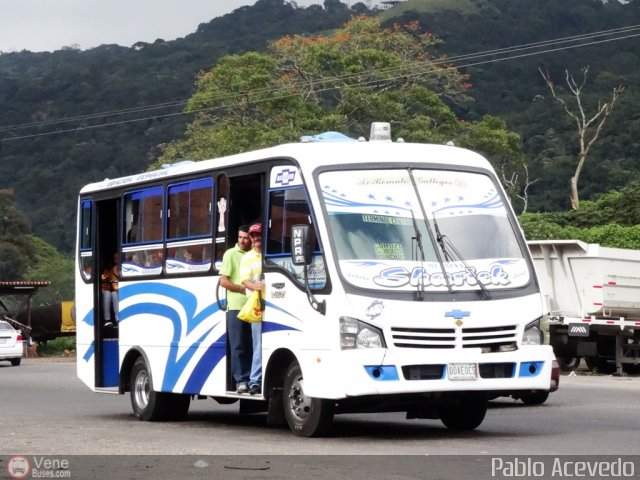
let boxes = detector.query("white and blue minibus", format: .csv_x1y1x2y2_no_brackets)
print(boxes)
76,123,557,436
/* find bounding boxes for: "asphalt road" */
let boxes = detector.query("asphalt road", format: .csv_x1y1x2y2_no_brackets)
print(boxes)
1,358,639,479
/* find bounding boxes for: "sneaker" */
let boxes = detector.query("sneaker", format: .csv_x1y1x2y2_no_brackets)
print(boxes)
248,384,261,395
236,384,248,394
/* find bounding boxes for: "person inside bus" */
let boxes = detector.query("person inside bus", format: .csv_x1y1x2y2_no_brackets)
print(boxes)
219,225,253,394
101,253,120,327
146,249,164,268
240,223,266,395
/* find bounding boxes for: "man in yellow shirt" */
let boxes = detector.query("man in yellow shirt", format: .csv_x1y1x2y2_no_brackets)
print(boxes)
240,223,265,395
220,226,252,393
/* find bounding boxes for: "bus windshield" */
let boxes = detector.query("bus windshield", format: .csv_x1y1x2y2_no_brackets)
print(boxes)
319,168,530,293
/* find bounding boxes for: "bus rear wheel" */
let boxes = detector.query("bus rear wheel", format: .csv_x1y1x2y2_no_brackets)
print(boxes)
519,390,550,405
283,360,334,437
440,393,487,431
130,357,190,421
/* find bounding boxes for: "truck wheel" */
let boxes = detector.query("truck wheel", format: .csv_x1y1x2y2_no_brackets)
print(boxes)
440,393,487,431
283,360,334,437
519,390,550,405
585,356,616,374
130,357,190,421
557,356,580,372
622,364,640,375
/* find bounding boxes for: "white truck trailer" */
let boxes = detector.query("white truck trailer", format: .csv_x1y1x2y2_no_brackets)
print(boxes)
528,240,640,375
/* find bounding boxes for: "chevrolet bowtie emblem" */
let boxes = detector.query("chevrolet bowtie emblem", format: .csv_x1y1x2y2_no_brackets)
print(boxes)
445,309,471,320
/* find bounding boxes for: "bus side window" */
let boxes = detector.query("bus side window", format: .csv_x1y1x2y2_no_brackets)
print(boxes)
121,186,164,277
165,178,214,275
79,199,93,281
266,187,326,289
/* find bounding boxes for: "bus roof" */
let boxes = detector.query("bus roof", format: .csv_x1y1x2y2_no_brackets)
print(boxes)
79,140,493,195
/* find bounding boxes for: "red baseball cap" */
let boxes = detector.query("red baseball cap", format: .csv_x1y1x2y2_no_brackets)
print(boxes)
248,223,262,235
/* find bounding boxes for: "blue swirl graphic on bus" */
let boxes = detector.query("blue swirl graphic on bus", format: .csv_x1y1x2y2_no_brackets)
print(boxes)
322,181,503,218
81,309,94,327
80,282,304,392
83,341,95,362
119,283,221,391
322,188,412,216
432,190,503,216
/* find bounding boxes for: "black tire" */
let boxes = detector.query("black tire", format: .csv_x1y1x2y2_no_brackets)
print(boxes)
440,393,487,431
10,357,21,366
130,357,190,421
585,356,616,374
519,390,550,405
557,356,581,372
622,363,640,375
283,360,334,437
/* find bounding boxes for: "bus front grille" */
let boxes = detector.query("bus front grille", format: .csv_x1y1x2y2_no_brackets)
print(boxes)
391,325,518,349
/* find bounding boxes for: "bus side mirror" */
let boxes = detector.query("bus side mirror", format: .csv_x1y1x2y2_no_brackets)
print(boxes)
291,224,312,266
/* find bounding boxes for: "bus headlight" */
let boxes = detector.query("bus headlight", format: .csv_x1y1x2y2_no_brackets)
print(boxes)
522,318,543,346
340,317,386,350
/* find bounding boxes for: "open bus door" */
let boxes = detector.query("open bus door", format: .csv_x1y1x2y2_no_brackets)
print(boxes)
94,197,120,388
217,172,264,393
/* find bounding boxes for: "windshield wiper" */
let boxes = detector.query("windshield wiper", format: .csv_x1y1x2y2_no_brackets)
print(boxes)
431,213,451,262
407,168,452,294
409,209,425,301
431,214,491,300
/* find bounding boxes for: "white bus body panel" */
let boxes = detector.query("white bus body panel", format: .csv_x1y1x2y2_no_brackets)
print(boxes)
295,293,554,399
76,140,553,399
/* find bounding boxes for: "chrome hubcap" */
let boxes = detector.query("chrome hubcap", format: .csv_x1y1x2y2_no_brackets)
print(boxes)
288,374,312,421
134,369,150,409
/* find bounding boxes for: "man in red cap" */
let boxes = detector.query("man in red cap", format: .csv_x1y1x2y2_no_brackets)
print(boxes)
240,223,265,395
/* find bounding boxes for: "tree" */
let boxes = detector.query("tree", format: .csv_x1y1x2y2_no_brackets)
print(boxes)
457,115,539,213
540,66,624,210
158,16,528,197
0,188,32,280
26,236,74,306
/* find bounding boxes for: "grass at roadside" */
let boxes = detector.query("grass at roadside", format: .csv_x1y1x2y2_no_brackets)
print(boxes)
36,336,76,357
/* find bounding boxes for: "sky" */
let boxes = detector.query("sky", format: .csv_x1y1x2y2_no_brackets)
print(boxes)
0,0,331,53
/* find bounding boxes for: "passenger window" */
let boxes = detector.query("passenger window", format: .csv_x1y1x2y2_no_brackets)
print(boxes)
166,178,214,274
167,178,213,239
79,199,93,281
266,187,326,289
122,187,164,277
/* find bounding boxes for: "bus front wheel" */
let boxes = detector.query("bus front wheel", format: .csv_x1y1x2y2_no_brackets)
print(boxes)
283,361,334,437
130,357,190,421
440,393,487,431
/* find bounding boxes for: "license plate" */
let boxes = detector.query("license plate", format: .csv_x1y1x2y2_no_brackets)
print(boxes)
447,363,478,380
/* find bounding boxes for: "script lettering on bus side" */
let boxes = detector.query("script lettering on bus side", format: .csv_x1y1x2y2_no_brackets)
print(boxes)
373,264,511,288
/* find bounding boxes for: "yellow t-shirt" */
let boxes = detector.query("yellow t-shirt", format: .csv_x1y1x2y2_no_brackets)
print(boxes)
240,249,262,285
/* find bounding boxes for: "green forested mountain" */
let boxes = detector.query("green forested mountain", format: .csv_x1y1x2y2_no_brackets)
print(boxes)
0,0,364,253
1,0,639,255
393,0,640,212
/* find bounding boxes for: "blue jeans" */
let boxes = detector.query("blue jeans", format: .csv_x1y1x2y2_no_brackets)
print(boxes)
102,290,118,322
250,322,262,387
226,310,252,387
